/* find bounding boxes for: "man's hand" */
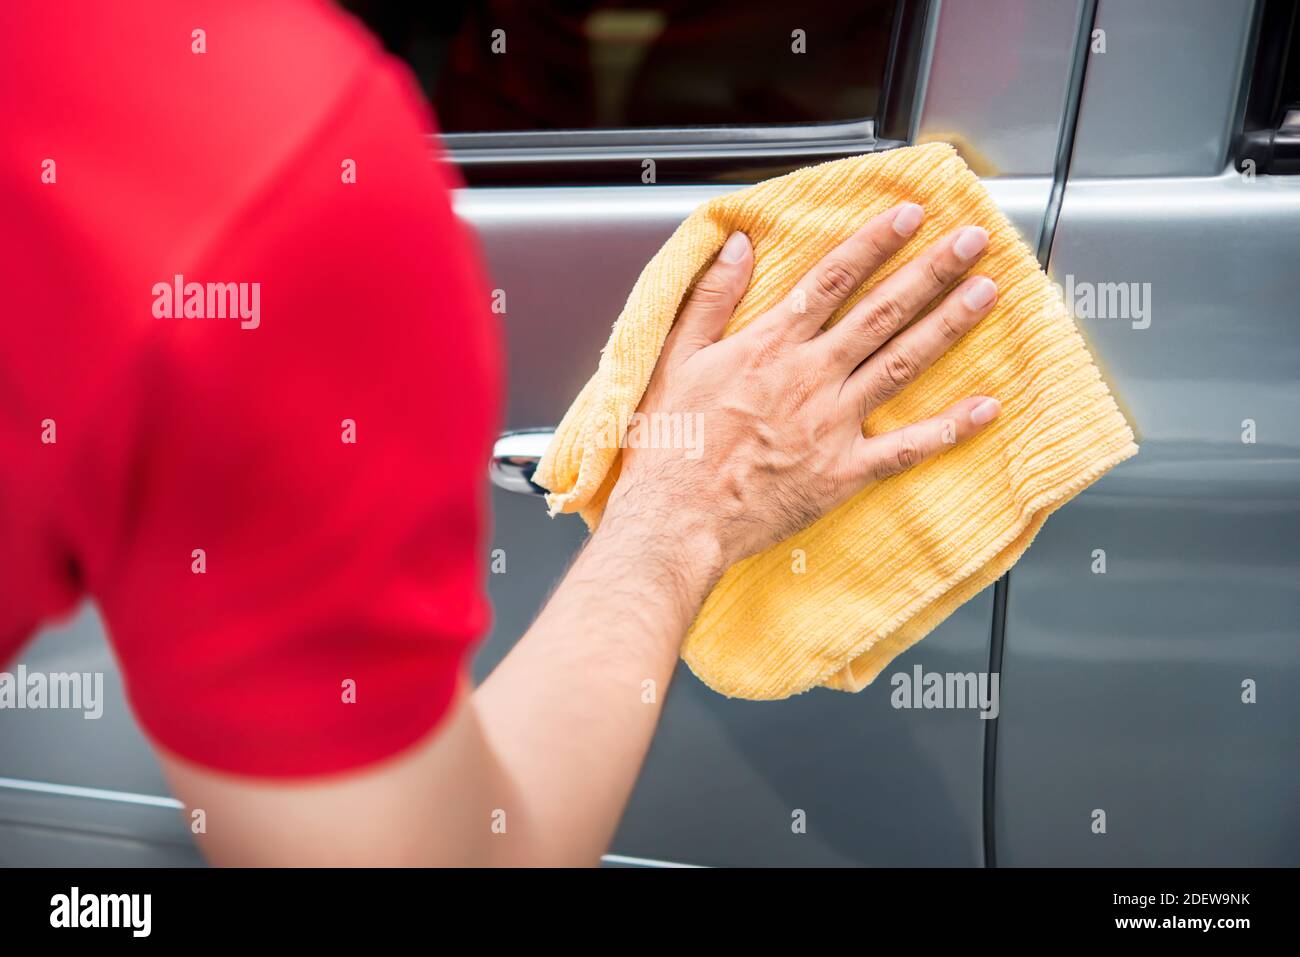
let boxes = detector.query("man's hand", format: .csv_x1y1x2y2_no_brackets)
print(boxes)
612,203,1000,569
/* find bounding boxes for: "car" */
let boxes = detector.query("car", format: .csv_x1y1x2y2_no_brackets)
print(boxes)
2,0,1296,868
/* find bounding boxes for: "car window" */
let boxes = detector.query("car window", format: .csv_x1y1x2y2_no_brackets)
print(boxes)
341,0,897,132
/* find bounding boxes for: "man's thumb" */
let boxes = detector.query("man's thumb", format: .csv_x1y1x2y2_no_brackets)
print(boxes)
667,231,753,360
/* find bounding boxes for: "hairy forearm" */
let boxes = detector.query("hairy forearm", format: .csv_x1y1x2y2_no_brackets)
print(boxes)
472,491,724,865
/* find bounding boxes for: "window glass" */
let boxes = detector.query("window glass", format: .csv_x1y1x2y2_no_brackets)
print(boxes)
341,1,898,132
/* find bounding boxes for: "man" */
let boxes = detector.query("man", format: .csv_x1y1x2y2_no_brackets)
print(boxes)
0,1,999,865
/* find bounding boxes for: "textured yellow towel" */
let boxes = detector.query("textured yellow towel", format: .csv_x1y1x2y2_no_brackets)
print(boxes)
535,142,1138,700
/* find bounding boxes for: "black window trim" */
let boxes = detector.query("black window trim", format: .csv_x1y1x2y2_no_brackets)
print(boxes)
440,0,933,185
1235,0,1300,174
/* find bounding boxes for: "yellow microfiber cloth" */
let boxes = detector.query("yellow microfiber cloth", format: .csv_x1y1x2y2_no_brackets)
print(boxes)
535,142,1139,700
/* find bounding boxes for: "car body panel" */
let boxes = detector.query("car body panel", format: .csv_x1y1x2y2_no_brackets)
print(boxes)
994,0,1300,865
996,169,1300,865
1070,0,1257,178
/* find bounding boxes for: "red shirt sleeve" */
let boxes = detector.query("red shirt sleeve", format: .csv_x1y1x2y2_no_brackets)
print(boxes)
0,2,500,776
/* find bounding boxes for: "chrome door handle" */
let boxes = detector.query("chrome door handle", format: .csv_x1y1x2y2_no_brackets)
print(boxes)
489,429,555,495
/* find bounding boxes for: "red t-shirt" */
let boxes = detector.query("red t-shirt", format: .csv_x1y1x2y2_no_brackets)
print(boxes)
0,1,500,776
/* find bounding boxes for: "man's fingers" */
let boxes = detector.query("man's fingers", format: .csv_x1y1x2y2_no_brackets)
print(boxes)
821,224,989,370
663,231,753,369
750,202,925,341
854,395,1001,484
846,274,997,416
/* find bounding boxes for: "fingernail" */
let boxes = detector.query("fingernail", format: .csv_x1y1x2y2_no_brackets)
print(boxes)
969,397,1001,426
719,231,750,263
892,203,924,237
963,276,997,310
953,226,989,262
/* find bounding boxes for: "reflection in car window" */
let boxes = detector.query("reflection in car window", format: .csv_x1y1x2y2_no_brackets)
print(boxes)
341,0,897,132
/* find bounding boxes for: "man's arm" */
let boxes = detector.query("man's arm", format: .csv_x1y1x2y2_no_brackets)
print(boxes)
470,482,727,864
161,496,720,866
162,206,1003,865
